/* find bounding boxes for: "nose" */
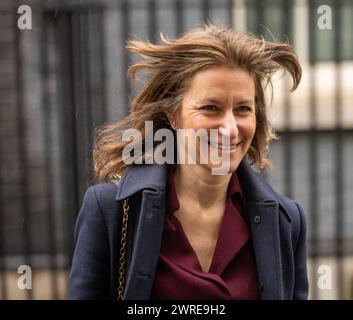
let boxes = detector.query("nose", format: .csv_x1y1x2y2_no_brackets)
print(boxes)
219,110,238,140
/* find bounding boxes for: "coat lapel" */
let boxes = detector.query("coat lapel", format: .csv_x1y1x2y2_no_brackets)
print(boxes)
237,161,283,299
116,164,168,300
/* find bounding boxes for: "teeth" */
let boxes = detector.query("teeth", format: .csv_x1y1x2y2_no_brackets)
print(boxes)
209,142,237,150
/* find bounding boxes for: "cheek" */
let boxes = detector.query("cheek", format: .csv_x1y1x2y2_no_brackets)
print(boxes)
241,117,256,141
249,118,257,139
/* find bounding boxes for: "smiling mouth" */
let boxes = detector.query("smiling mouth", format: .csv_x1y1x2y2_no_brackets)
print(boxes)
208,141,241,150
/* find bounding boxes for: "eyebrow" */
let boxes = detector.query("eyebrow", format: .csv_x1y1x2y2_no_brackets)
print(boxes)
200,97,254,106
199,97,223,104
235,99,255,106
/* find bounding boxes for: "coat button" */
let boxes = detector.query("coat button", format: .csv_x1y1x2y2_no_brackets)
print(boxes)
254,215,261,224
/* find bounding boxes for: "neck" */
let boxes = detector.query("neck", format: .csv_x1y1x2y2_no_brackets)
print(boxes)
173,164,232,209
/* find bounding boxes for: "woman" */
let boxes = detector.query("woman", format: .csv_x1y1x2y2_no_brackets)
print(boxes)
68,25,308,300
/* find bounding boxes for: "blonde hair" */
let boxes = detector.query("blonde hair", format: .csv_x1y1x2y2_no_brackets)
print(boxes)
93,24,301,183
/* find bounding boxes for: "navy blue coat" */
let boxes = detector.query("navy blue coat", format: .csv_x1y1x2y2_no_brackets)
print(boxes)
68,161,308,300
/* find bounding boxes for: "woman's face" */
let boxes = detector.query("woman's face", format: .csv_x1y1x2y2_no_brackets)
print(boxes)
174,65,256,174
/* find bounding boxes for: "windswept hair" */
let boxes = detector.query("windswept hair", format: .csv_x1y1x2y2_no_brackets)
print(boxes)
93,24,301,183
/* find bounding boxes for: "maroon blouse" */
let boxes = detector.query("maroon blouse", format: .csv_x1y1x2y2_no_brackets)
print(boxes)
150,169,260,300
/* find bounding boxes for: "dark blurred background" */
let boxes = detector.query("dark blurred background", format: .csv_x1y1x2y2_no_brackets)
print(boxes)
0,0,352,299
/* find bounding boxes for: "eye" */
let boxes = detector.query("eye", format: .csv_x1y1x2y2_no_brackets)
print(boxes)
235,105,254,113
200,105,218,112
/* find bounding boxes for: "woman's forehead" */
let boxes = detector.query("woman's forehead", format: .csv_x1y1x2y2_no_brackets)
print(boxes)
183,93,255,107
183,79,255,104
185,66,255,94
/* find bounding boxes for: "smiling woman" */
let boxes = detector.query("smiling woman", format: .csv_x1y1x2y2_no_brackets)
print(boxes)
172,65,256,174
68,24,308,300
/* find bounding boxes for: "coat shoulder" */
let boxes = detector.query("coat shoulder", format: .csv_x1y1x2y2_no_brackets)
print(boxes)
90,181,119,203
85,182,120,220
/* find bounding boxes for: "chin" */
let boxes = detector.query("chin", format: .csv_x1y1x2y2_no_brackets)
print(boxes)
205,158,242,175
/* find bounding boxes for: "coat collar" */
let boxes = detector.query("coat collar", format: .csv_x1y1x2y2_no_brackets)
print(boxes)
115,164,168,201
237,160,279,203
116,160,282,205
